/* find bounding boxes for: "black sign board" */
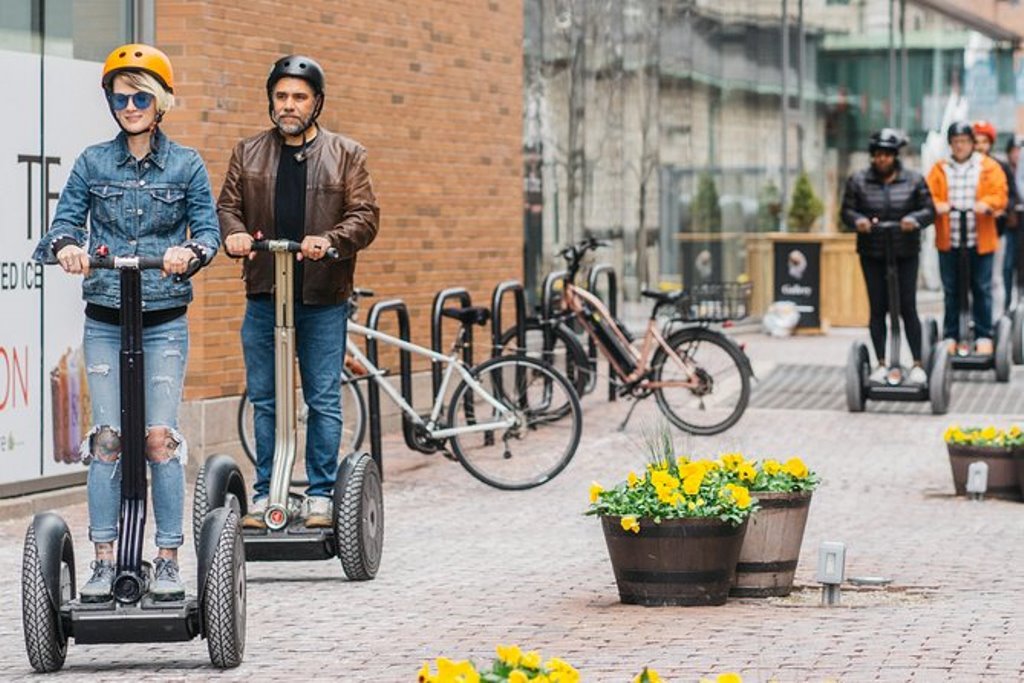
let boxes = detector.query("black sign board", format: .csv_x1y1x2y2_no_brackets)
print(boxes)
773,241,821,328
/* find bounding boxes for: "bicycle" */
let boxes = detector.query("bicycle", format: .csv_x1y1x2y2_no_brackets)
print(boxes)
507,237,754,435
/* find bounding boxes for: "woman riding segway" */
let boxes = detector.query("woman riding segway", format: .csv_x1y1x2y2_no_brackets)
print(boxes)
22,44,245,671
841,129,937,383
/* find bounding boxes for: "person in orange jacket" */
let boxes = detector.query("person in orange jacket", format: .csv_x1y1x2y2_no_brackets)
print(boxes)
926,120,1008,355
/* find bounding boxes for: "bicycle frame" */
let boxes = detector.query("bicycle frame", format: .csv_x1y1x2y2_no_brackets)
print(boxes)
562,282,700,390
346,321,517,439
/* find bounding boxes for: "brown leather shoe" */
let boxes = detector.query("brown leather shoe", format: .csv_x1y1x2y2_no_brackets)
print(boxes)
241,498,267,529
975,338,994,355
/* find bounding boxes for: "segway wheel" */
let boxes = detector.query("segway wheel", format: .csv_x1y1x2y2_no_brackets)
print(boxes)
995,316,1012,383
22,520,72,673
929,344,952,415
1012,306,1024,365
334,452,384,580
203,510,246,669
193,454,247,554
845,342,868,412
921,316,939,372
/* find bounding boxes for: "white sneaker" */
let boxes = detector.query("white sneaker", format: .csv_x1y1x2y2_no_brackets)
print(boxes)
869,365,887,383
302,496,333,528
908,366,927,385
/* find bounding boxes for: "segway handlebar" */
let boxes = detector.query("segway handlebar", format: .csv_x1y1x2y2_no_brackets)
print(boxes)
870,220,903,232
85,248,203,282
251,237,339,260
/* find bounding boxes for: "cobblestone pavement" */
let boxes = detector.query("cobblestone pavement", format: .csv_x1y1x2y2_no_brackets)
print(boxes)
2,327,1023,682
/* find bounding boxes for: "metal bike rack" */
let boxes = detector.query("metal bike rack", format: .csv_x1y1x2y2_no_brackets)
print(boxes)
365,299,414,478
588,263,619,402
490,280,526,358
431,288,474,397
541,270,568,321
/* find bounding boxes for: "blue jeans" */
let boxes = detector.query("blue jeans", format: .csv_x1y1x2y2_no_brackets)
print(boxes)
1003,230,1018,313
242,299,348,500
82,316,188,549
938,249,994,340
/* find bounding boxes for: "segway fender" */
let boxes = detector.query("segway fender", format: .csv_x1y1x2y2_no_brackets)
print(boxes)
30,512,75,612
196,505,233,633
202,454,247,517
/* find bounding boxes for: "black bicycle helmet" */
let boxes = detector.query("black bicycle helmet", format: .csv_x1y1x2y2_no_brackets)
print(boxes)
868,128,907,154
947,120,974,143
266,55,325,126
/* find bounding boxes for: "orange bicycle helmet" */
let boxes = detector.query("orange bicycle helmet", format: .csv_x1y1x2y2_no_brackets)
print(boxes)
972,120,997,143
101,43,174,93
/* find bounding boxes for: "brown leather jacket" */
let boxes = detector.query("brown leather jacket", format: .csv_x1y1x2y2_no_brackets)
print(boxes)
217,127,379,304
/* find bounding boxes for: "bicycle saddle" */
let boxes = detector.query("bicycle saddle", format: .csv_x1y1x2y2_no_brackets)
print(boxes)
441,306,491,326
640,289,684,304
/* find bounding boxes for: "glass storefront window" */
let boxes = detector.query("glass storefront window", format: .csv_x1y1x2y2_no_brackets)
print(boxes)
0,1,133,60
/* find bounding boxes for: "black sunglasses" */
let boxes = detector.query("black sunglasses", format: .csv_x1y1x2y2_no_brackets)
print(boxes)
108,92,155,111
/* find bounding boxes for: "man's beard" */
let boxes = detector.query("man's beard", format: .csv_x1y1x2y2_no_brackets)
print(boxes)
273,111,312,136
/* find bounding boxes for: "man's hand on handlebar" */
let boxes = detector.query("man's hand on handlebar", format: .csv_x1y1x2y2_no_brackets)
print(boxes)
974,201,992,216
225,232,255,259
934,202,950,215
855,217,871,233
299,235,333,261
56,244,91,276
899,217,918,232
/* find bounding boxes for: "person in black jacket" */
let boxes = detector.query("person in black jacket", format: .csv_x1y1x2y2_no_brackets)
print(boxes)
841,128,936,384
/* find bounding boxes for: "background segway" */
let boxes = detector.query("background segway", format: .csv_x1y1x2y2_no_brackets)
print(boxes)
928,343,952,414
845,341,869,412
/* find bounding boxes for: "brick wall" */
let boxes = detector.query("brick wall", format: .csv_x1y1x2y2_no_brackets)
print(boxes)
155,0,524,403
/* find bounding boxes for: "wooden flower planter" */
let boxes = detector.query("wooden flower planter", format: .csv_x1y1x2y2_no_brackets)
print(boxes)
730,490,812,597
600,516,747,606
946,443,1022,501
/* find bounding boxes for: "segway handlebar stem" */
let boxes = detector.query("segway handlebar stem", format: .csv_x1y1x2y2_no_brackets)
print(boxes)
252,238,339,260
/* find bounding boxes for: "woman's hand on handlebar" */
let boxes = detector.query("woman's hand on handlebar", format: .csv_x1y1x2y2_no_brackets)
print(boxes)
56,244,91,276
162,246,198,278
299,235,333,261
974,201,993,216
225,232,255,259
934,201,950,215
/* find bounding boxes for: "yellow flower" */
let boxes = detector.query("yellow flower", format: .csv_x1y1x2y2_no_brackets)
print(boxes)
589,482,604,504
676,455,690,469
520,650,541,669
717,674,743,683
627,471,640,488
531,675,551,683
621,515,640,533
763,459,781,476
435,658,479,683
656,487,676,504
687,501,696,511
1009,425,1021,438
545,658,579,677
651,469,680,491
737,462,756,482
633,668,663,683
418,662,436,683
783,457,808,478
943,425,959,443
509,671,528,683
683,471,704,495
723,483,751,509
497,645,522,668
981,425,997,442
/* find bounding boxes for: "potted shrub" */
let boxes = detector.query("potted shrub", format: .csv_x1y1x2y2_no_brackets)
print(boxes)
723,454,819,597
587,452,756,607
944,425,1023,500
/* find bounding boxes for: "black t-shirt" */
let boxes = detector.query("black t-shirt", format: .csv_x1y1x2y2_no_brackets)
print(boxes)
275,143,307,298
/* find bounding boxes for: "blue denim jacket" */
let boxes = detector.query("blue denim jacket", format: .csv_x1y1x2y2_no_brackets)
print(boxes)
32,128,221,310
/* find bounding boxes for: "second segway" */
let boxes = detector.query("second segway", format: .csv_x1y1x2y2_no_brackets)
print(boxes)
946,208,1011,382
846,220,951,413
192,237,383,579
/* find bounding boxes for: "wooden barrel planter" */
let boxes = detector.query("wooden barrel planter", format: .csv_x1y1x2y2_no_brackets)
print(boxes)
1013,447,1024,500
600,516,747,606
730,490,812,598
947,443,1022,501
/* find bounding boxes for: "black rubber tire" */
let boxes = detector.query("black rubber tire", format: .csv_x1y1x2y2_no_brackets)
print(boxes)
203,510,246,669
1012,306,1024,365
448,355,583,490
333,453,384,580
929,344,952,415
995,316,1012,383
846,342,868,413
652,327,751,435
498,320,594,397
21,524,69,673
921,317,938,373
193,455,246,555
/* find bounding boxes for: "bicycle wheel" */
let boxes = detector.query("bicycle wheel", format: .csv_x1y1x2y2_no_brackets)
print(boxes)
447,355,582,490
237,368,367,477
498,319,595,397
651,327,750,435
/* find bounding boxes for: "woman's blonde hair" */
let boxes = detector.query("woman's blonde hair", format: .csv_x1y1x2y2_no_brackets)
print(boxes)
113,71,175,115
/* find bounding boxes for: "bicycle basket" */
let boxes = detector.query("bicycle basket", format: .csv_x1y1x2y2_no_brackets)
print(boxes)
675,281,752,322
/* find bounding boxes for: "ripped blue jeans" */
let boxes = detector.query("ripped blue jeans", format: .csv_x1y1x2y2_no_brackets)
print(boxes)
82,316,188,549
